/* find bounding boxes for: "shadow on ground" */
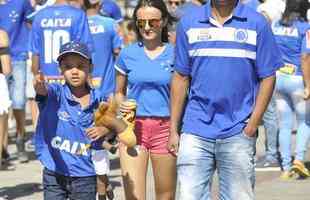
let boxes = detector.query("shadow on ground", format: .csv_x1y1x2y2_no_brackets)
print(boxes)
0,183,42,200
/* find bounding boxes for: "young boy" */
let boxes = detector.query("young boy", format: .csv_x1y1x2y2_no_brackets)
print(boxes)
34,41,135,200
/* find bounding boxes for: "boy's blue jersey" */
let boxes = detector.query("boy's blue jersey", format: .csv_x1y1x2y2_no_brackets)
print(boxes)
100,0,123,23
35,83,105,177
272,20,310,75
115,43,174,117
30,4,93,77
88,15,122,95
0,0,33,61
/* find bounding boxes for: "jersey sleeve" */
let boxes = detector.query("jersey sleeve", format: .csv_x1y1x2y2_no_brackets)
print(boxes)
255,23,284,78
114,49,128,75
29,18,40,55
111,21,123,50
174,20,191,76
23,0,34,22
36,83,61,109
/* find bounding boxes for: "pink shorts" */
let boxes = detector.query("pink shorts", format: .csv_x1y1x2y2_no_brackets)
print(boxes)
135,117,171,154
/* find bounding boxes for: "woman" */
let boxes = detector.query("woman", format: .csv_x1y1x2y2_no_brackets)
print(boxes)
114,0,176,199
272,0,310,179
0,29,12,170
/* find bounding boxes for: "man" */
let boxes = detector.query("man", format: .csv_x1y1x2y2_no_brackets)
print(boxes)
166,0,185,17
0,0,34,163
30,0,93,79
168,0,283,199
85,0,122,95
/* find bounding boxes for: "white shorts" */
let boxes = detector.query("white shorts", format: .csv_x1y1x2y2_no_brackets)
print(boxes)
91,149,110,175
0,74,11,115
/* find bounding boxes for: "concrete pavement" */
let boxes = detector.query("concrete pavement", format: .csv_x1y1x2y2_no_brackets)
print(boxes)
1,122,310,200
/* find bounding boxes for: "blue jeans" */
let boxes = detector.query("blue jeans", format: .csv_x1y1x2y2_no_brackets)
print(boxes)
6,60,26,109
262,95,279,162
43,168,97,200
275,73,310,171
177,132,256,200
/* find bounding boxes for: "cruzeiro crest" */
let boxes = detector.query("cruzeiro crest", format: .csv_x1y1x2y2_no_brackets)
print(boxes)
234,29,248,43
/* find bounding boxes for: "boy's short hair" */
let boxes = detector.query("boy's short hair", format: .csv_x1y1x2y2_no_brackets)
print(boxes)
57,41,92,63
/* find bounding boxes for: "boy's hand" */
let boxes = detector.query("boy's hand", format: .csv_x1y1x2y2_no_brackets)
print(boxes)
85,126,110,141
33,71,47,96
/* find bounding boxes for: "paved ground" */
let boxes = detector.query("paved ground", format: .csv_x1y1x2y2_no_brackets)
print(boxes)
1,116,310,200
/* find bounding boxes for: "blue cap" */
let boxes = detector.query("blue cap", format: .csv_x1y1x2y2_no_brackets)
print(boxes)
57,41,91,62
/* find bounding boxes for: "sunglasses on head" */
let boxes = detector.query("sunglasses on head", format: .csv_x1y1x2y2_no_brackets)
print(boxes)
136,18,162,29
167,0,184,6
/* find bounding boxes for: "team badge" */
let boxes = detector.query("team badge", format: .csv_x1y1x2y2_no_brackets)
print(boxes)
58,111,70,121
197,29,212,41
234,29,248,43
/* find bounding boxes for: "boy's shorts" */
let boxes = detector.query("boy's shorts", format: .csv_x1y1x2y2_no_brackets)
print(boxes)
0,74,11,115
135,117,171,154
7,60,26,109
91,149,110,175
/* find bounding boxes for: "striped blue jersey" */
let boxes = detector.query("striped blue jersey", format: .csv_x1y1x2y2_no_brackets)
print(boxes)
175,1,283,139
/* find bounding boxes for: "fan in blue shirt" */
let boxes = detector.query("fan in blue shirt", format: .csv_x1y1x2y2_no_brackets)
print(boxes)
0,0,33,61
271,0,310,179
86,0,122,96
34,41,133,199
169,0,283,198
30,1,93,81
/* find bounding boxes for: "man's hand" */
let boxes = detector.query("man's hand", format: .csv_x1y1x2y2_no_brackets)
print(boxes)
243,123,258,138
33,71,47,96
167,130,180,156
85,126,110,141
303,87,310,100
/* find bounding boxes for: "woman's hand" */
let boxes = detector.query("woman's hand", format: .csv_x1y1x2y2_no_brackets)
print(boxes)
167,130,180,156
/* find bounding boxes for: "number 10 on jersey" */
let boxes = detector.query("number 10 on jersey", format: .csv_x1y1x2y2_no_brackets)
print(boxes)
44,30,70,63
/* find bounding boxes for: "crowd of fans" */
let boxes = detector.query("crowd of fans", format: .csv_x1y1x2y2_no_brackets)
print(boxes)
0,0,310,199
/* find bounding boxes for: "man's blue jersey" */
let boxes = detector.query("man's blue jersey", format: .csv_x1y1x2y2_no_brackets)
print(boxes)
0,0,33,61
88,15,122,95
175,1,283,139
30,4,93,77
272,20,310,75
